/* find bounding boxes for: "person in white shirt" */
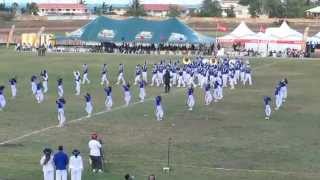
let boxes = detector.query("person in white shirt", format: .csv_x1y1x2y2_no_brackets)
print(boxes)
88,133,103,173
40,148,54,180
69,149,83,180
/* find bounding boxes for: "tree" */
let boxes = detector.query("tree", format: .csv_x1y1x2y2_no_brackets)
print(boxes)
26,2,39,15
126,0,146,17
285,0,309,18
226,5,236,17
10,2,19,16
199,0,222,17
167,5,181,17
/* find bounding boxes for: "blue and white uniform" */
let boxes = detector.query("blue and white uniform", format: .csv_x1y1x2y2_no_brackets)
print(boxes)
117,64,126,85
134,65,142,85
244,66,252,86
151,65,158,86
264,96,272,120
229,68,236,90
142,62,148,82
73,71,81,95
100,64,109,86
41,70,49,93
104,86,113,111
187,87,195,111
222,64,229,87
9,77,17,98
84,93,93,118
274,85,282,110
123,84,131,106
35,82,44,104
155,96,164,121
139,81,146,102
82,64,90,84
31,75,37,95
213,81,220,102
0,86,6,110
204,84,212,105
280,78,288,102
56,98,66,127
177,69,185,88
57,78,63,98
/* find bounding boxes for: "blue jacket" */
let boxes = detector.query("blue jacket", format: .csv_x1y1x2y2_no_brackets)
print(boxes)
53,151,69,170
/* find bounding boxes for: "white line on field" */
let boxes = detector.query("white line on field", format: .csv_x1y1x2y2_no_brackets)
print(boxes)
0,61,277,146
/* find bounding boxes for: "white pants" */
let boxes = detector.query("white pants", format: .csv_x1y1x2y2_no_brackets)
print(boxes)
58,86,64,97
171,73,177,85
43,170,54,180
177,76,185,88
235,70,240,82
55,170,67,180
100,74,109,85
124,92,131,106
117,73,126,85
36,90,44,103
213,89,219,102
104,96,113,110
31,82,37,95
58,108,66,127
70,169,82,180
222,74,228,87
244,73,252,85
82,73,90,84
158,72,164,85
0,95,6,109
43,81,48,93
217,87,223,100
139,88,146,102
142,71,147,82
265,105,271,117
229,77,235,89
134,75,141,85
240,72,245,83
275,94,282,109
155,105,164,121
75,81,81,95
151,74,157,86
11,85,17,98
86,102,93,117
187,95,195,110
205,91,212,105
281,86,287,102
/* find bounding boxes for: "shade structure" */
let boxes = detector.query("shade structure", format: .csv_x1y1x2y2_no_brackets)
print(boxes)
307,32,320,43
218,21,256,43
58,16,214,44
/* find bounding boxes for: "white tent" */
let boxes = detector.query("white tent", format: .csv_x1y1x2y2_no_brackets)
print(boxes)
219,21,256,43
245,32,278,56
265,21,304,51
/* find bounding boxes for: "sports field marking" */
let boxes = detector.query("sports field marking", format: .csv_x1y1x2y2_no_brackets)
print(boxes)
0,61,278,146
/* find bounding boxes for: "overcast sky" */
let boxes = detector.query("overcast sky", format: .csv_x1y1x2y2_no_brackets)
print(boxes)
3,0,203,5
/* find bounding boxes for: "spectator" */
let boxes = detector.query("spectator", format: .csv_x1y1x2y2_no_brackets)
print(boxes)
53,145,69,180
69,149,83,180
88,133,103,173
40,148,54,180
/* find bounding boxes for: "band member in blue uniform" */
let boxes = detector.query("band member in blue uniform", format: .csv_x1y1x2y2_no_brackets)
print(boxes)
41,69,49,93
57,78,64,98
117,63,126,85
100,64,109,86
104,86,113,111
264,96,272,120
0,86,6,111
31,75,37,95
187,86,195,111
35,81,44,104
9,77,17,98
73,71,81,96
84,93,93,118
123,83,131,106
204,83,212,106
155,95,164,121
56,98,66,127
82,64,90,84
139,80,146,102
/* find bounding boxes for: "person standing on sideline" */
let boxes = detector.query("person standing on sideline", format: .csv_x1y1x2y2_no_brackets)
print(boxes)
9,77,17,98
53,145,69,180
84,93,93,118
155,96,164,121
264,96,272,120
56,98,66,127
57,78,64,98
69,149,83,180
88,133,103,173
40,148,54,180
104,86,113,111
82,64,90,84
164,70,171,93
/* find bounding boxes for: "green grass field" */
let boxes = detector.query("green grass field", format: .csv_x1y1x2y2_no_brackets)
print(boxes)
0,49,320,180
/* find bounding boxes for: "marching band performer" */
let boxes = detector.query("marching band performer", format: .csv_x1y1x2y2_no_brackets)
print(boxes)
123,83,131,106
187,86,195,111
84,93,93,118
82,64,90,84
264,96,272,120
73,71,81,96
155,95,164,121
0,86,6,111
41,69,49,93
35,81,44,104
56,97,66,127
9,77,17,98
104,86,113,111
204,83,213,106
139,80,146,102
150,64,158,86
100,64,109,86
134,65,142,85
116,63,126,85
31,75,37,95
142,61,148,83
57,78,64,98
244,65,252,86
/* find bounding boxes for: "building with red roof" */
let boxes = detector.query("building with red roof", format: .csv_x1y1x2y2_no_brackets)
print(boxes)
38,3,89,16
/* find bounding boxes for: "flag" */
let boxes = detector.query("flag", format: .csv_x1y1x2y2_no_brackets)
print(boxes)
259,25,266,33
217,22,228,32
